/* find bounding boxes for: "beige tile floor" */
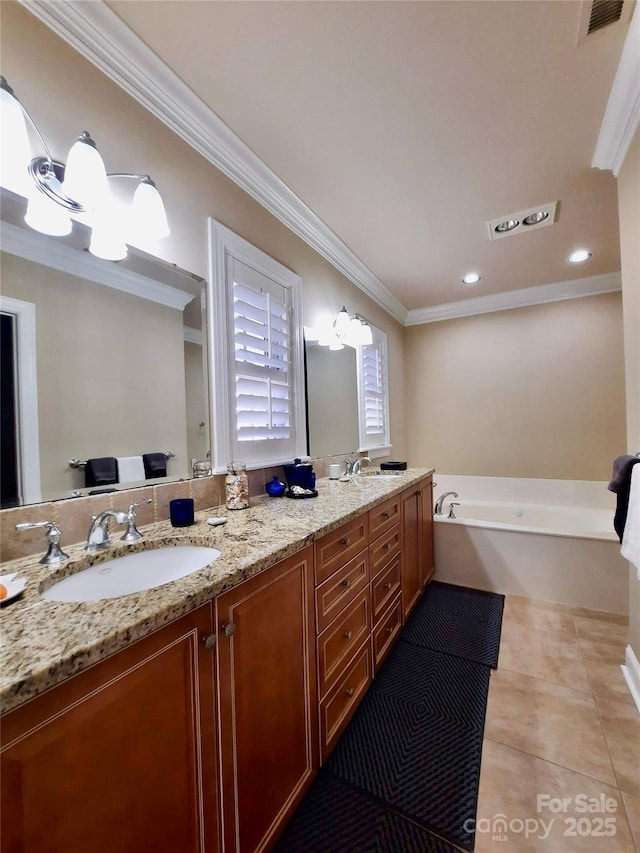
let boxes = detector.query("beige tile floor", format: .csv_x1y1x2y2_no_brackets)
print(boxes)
473,594,640,852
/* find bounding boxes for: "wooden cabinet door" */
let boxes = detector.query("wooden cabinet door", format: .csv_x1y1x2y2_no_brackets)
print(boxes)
419,477,435,588
216,546,318,853
400,487,422,619
1,604,220,853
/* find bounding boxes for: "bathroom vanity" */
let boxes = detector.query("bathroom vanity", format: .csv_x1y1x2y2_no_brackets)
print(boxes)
0,470,434,853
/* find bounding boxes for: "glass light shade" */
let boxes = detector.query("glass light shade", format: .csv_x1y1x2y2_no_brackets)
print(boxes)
62,133,109,210
130,180,170,242
89,195,127,261
329,342,344,351
318,324,337,347
359,322,373,346
24,190,72,236
335,306,350,336
0,86,32,196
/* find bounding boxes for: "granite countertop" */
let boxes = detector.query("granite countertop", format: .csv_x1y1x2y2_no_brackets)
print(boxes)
0,468,434,715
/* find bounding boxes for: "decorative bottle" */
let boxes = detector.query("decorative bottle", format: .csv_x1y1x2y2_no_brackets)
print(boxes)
225,461,250,510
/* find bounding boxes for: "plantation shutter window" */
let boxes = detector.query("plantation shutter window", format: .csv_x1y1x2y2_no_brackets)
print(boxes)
209,220,305,470
357,325,391,455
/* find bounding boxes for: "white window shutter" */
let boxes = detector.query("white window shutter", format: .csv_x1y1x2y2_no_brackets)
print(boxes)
357,326,390,453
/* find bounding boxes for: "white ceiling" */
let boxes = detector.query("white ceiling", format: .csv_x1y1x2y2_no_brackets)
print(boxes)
104,0,628,314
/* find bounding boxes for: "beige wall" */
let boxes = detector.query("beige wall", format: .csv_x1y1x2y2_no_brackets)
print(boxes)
617,126,640,658
1,253,188,498
404,292,626,480
0,2,406,484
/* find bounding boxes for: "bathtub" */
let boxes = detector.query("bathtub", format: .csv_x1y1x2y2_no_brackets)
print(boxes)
433,477,628,615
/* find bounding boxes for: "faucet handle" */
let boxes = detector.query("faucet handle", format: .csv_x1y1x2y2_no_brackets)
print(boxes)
15,521,70,566
122,498,152,543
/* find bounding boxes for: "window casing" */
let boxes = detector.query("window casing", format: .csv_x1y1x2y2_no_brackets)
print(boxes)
208,219,305,471
356,324,391,456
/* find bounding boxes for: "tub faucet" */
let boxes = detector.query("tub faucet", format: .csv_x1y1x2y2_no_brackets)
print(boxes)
85,509,128,552
352,456,372,475
434,491,459,515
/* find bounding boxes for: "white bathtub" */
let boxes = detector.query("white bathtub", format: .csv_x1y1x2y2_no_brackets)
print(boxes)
433,477,628,615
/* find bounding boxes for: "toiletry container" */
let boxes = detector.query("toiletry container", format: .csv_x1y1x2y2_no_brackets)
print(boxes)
265,475,286,497
225,461,250,510
283,458,315,491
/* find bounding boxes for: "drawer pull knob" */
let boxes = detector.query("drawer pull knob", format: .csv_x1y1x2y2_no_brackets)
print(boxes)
342,537,351,547
342,578,352,589
345,687,354,698
203,634,217,650
222,622,236,638
344,630,353,640
386,626,394,634
384,543,391,551
384,582,392,589
382,511,389,518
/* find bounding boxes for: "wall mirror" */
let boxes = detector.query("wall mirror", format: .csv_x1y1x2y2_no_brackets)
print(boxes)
0,190,209,508
305,340,359,457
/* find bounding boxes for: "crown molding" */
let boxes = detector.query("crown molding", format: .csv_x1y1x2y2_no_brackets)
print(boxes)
592,2,640,176
1,221,195,310
404,272,622,325
20,0,408,324
183,326,203,345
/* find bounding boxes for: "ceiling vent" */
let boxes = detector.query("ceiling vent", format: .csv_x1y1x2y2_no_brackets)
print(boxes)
587,0,624,34
487,202,558,241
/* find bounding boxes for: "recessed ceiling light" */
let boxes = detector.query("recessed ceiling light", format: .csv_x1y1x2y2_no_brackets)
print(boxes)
568,249,593,263
494,219,519,234
522,211,549,226
462,272,481,285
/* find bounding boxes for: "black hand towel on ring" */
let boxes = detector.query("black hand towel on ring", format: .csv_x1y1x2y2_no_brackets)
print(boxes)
85,457,118,488
608,455,640,542
143,453,167,479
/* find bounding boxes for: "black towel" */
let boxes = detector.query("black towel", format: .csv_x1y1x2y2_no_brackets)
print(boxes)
85,457,118,488
608,455,640,542
143,452,167,479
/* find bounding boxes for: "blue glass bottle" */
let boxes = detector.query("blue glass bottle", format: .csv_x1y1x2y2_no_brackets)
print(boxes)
265,475,286,497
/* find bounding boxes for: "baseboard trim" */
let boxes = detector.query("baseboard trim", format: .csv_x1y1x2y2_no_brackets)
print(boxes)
621,644,640,714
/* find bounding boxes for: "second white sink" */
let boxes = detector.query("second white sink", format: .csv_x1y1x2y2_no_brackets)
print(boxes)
41,545,221,602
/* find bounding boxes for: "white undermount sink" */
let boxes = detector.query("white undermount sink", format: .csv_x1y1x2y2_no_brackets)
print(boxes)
41,545,221,603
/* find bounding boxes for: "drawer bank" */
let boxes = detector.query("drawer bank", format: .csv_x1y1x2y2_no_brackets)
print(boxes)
1,470,434,853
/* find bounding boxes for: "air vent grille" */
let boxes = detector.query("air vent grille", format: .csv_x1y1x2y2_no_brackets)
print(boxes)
588,0,624,34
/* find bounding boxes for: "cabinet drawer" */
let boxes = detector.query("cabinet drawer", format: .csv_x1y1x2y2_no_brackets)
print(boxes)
371,555,401,623
317,590,370,698
369,495,401,540
369,523,401,580
373,596,403,672
315,551,369,635
314,515,369,585
319,641,372,763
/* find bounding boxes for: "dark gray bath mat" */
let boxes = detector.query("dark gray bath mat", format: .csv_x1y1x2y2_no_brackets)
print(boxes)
400,580,505,668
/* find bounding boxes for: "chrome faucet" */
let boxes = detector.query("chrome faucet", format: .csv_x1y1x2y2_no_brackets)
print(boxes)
121,499,153,542
434,491,459,515
15,520,69,566
352,456,372,475
85,509,128,552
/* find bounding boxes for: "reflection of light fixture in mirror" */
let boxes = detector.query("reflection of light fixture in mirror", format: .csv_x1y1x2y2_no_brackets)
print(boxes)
0,76,170,259
315,307,374,348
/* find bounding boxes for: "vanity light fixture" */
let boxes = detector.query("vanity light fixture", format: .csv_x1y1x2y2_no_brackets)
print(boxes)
461,272,481,285
315,308,373,349
568,249,593,263
0,76,169,260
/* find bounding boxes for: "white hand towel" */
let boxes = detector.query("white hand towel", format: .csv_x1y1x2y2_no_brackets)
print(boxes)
621,465,640,578
116,456,145,484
